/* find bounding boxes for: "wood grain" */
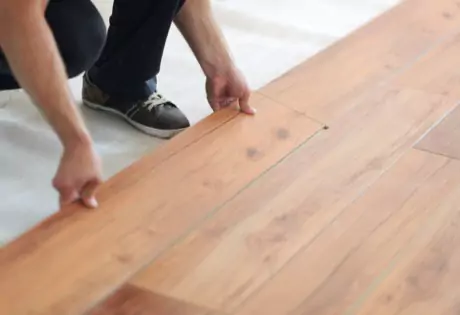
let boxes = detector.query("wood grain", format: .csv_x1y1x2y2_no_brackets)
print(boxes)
260,0,460,123
0,94,321,315
416,104,460,160
393,34,460,98
132,88,455,312
230,149,460,315
96,101,242,203
282,150,460,315
88,285,221,315
349,162,460,315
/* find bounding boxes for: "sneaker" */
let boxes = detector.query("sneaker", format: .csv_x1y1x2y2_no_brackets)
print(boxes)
82,74,190,139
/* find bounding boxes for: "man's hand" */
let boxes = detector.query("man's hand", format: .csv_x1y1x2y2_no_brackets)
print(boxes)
206,67,255,114
53,141,103,209
174,0,256,115
1,0,103,208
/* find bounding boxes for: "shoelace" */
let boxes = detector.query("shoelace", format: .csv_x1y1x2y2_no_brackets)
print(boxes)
143,93,170,111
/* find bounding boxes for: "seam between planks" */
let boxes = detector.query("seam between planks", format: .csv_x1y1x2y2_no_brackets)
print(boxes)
255,91,328,126
413,100,460,145
414,146,460,161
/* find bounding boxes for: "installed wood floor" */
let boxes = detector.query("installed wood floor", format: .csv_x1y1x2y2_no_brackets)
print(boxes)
2,0,460,314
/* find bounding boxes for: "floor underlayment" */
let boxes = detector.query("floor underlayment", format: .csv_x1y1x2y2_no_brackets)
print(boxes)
0,0,399,244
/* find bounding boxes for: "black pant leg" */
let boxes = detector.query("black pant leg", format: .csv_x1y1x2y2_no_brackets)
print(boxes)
0,0,106,91
88,0,186,102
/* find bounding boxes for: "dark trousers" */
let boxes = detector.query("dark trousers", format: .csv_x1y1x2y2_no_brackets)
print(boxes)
0,0,186,101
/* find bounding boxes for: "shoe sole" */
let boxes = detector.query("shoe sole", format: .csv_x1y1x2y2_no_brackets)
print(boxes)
83,99,186,139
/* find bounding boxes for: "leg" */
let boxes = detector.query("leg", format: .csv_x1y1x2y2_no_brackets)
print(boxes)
82,0,190,139
0,0,106,91
88,0,186,102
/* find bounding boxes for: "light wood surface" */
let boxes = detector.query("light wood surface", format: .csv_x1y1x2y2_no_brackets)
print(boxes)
2,0,460,314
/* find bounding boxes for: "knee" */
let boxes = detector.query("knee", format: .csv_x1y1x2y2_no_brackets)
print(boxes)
46,0,107,78
63,18,107,78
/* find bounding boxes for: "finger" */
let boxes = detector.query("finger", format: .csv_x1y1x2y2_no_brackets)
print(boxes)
208,98,222,112
58,185,79,207
222,98,237,108
80,178,102,209
239,90,256,115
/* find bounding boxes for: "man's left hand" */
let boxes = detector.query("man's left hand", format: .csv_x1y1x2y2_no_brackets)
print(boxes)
205,67,256,115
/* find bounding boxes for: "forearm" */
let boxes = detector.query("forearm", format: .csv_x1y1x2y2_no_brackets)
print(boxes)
0,2,91,148
174,0,234,78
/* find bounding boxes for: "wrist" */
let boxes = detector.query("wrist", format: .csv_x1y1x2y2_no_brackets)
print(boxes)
61,128,92,152
202,56,235,80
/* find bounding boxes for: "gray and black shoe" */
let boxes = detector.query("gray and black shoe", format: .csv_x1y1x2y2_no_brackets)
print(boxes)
82,74,190,139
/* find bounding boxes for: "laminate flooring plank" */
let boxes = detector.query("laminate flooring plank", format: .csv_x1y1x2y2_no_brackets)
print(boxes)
237,150,460,315
260,0,460,123
132,88,455,313
0,94,321,315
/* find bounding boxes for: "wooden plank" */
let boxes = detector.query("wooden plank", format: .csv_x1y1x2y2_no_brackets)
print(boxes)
0,94,321,315
350,167,460,315
235,149,460,315
393,34,460,98
260,0,460,123
131,88,456,312
416,104,460,160
88,285,221,315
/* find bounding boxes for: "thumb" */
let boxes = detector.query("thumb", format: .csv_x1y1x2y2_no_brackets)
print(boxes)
80,179,101,209
239,90,256,115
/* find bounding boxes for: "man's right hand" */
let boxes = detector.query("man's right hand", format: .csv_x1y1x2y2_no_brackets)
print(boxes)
53,142,103,209
0,0,103,209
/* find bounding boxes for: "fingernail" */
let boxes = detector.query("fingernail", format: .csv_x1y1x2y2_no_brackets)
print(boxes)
89,197,99,208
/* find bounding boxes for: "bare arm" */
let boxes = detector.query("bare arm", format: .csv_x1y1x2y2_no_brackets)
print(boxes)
0,0,91,148
174,0,255,114
174,0,233,78
0,0,102,208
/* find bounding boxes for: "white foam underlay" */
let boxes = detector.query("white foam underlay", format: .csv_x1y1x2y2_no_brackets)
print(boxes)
0,0,399,244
